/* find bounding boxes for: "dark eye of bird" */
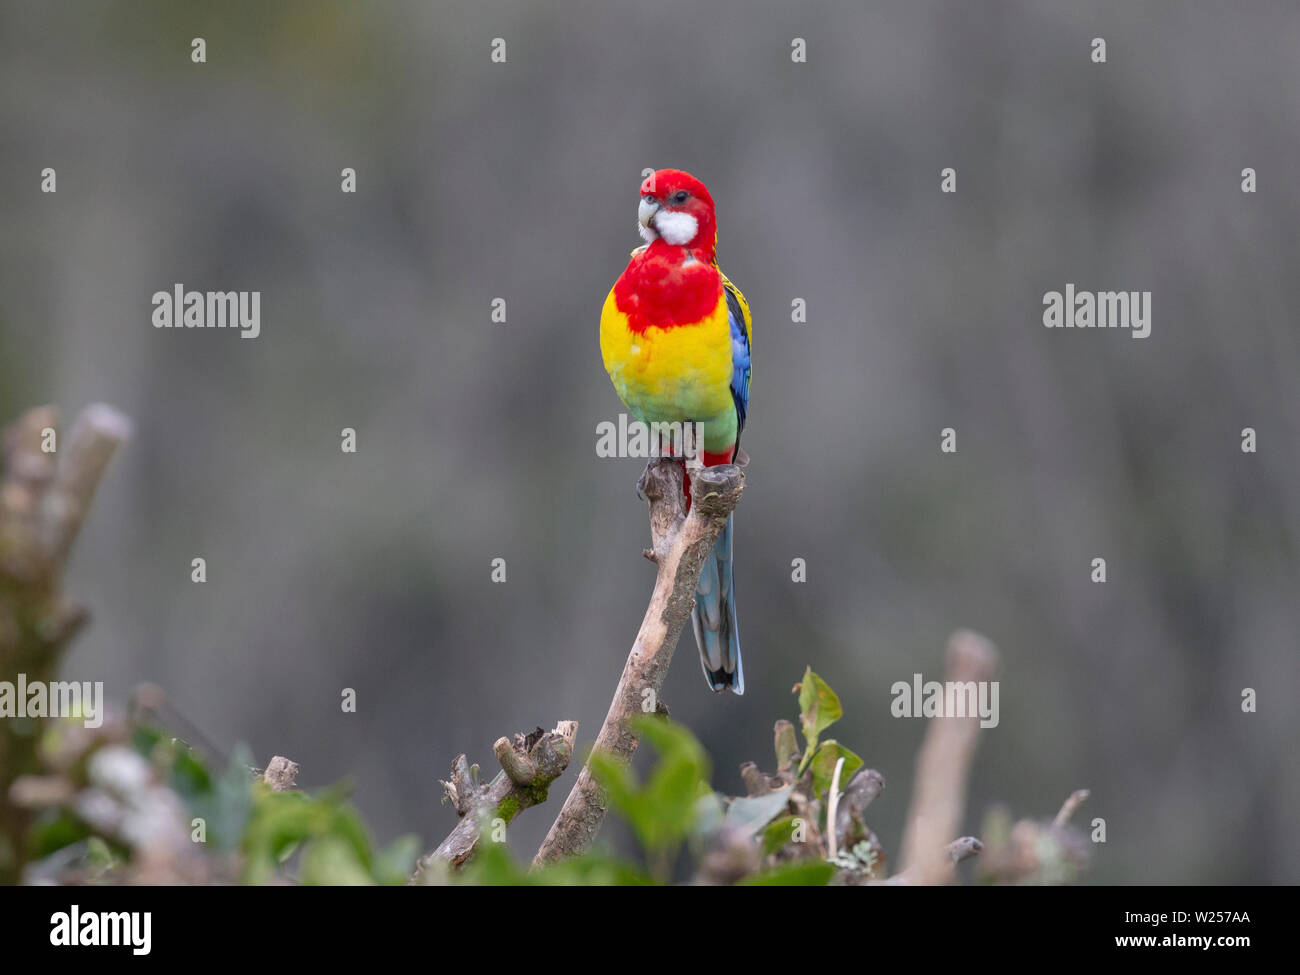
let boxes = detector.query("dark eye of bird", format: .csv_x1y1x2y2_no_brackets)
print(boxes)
674,190,688,203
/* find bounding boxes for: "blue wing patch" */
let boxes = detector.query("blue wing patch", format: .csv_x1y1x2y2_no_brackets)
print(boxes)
723,281,751,443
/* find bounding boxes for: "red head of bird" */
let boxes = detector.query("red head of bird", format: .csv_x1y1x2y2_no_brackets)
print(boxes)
637,169,717,257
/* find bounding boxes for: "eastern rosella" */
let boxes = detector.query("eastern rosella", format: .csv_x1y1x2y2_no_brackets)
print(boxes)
600,169,752,695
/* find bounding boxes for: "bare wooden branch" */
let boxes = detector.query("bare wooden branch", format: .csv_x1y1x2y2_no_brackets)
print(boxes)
833,766,886,854
895,629,998,885
414,720,578,879
946,836,984,863
261,756,299,792
0,403,128,884
693,827,762,886
533,459,744,867
43,403,133,564
740,762,771,797
0,405,61,582
773,719,799,772
976,791,1092,884
1053,788,1090,829
494,736,538,786
443,754,477,816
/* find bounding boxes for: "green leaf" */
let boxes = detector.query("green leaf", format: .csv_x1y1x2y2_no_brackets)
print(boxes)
373,834,421,885
28,810,91,859
300,835,375,886
760,815,800,856
167,746,214,802
85,836,119,872
456,839,529,885
133,725,215,801
131,724,166,757
198,745,255,853
722,785,793,838
590,717,711,858
456,841,653,886
797,668,843,765
238,781,377,885
692,791,726,839
739,860,835,886
529,853,654,887
809,740,864,799
588,750,649,842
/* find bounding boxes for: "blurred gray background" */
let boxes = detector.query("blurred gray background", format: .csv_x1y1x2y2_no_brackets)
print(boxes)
2,0,1297,883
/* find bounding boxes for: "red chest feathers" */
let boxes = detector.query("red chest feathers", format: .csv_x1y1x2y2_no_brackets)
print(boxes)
613,246,722,334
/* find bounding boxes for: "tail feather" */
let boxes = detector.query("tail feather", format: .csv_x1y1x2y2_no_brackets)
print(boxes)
692,512,743,694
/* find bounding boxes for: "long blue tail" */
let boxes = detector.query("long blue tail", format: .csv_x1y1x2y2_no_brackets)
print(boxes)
692,513,743,694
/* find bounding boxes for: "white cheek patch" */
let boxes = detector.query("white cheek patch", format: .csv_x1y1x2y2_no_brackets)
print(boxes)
638,221,657,244
654,211,698,246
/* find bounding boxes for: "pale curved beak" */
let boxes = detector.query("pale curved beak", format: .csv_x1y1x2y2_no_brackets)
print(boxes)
638,197,660,229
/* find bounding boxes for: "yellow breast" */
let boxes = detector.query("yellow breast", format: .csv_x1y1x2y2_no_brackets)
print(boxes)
600,288,734,423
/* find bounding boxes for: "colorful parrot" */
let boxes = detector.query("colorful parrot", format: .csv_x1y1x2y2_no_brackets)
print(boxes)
600,169,752,694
